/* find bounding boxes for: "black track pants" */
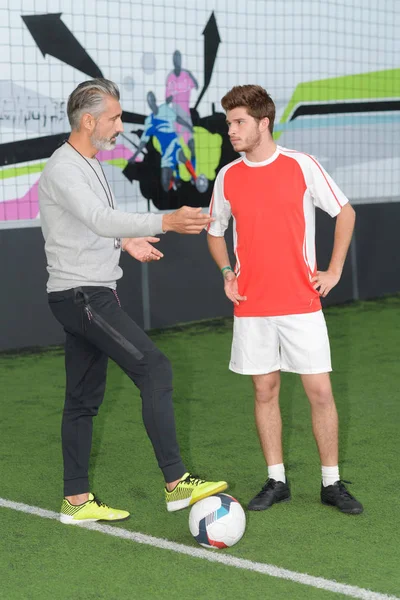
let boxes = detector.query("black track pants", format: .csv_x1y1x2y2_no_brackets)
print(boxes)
48,286,185,496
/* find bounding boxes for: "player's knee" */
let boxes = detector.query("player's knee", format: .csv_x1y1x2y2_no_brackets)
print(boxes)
146,349,173,389
254,391,280,406
308,386,334,409
64,405,101,418
252,375,280,401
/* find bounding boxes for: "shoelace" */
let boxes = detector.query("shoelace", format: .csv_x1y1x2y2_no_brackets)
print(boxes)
181,474,205,486
255,479,277,497
91,495,108,508
336,480,355,499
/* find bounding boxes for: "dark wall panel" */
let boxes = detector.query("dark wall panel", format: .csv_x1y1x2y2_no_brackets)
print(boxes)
354,203,400,299
147,228,234,329
0,227,63,352
1,202,399,351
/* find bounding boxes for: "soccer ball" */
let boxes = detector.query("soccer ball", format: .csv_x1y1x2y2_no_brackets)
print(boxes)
189,493,246,549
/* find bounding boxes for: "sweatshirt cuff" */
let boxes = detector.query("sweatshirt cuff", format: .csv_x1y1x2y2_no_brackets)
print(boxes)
148,213,165,235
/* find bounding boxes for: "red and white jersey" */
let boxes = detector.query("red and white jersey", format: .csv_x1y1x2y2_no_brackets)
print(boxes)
207,146,349,317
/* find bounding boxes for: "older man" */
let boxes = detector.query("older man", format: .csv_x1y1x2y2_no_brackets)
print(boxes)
39,78,227,524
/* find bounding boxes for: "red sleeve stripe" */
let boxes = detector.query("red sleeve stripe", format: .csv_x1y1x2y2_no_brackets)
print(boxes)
284,149,343,209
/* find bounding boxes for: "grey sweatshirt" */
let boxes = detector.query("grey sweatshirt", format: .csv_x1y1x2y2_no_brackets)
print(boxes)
39,142,164,292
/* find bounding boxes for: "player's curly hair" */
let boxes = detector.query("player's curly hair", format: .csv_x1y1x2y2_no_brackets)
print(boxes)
221,85,275,134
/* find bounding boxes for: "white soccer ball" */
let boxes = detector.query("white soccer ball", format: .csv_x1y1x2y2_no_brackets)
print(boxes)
189,493,246,549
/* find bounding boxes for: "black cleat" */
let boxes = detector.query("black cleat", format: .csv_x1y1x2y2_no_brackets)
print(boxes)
248,478,291,511
321,480,363,514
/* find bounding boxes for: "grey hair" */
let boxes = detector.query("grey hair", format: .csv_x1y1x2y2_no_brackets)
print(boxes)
67,78,120,130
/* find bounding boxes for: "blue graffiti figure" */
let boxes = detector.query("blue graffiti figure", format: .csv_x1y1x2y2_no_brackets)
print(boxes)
130,91,196,192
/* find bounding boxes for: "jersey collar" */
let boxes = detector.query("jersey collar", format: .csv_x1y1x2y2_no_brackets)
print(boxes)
242,146,280,167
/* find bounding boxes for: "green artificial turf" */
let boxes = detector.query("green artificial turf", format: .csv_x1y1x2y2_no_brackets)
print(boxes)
1,297,400,599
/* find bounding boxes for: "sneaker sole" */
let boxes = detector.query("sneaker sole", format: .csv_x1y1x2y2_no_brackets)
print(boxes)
60,514,131,525
166,482,228,512
248,495,291,511
321,501,363,514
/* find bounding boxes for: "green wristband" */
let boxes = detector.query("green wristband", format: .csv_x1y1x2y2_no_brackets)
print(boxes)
221,266,233,275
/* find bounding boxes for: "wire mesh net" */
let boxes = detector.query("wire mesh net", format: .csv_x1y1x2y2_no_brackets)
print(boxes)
0,0,399,227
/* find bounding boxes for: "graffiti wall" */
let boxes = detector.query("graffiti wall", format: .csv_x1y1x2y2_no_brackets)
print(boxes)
1,0,399,228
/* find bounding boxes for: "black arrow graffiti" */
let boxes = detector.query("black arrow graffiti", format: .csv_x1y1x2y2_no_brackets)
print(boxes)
194,12,221,110
0,113,146,167
0,133,69,167
0,109,147,167
22,13,103,78
3,12,222,167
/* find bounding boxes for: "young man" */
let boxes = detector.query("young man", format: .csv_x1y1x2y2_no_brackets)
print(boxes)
39,78,227,524
207,85,362,514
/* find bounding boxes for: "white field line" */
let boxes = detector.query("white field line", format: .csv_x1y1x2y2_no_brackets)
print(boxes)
1,497,398,600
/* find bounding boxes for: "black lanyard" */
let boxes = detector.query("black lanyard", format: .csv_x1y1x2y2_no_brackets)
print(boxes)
65,141,121,249
66,141,114,208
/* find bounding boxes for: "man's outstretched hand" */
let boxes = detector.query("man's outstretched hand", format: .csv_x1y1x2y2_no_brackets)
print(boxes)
162,206,213,234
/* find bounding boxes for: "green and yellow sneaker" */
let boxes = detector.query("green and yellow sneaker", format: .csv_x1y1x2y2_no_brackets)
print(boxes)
60,493,130,524
165,473,228,512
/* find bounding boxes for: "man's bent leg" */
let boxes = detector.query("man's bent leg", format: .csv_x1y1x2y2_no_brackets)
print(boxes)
80,288,186,484
79,288,227,511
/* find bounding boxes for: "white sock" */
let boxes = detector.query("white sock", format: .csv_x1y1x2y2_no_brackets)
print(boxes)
322,465,340,487
268,463,286,483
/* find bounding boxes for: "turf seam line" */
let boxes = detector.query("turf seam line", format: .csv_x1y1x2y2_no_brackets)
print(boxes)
1,497,398,600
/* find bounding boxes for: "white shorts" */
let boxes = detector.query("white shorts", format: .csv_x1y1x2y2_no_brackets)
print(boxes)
229,311,332,375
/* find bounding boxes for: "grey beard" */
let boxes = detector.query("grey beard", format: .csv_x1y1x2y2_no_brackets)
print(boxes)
91,135,117,151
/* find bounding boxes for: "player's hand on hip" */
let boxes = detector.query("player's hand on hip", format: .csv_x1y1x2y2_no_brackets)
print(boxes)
162,206,214,234
122,237,164,262
224,272,247,306
311,269,341,297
